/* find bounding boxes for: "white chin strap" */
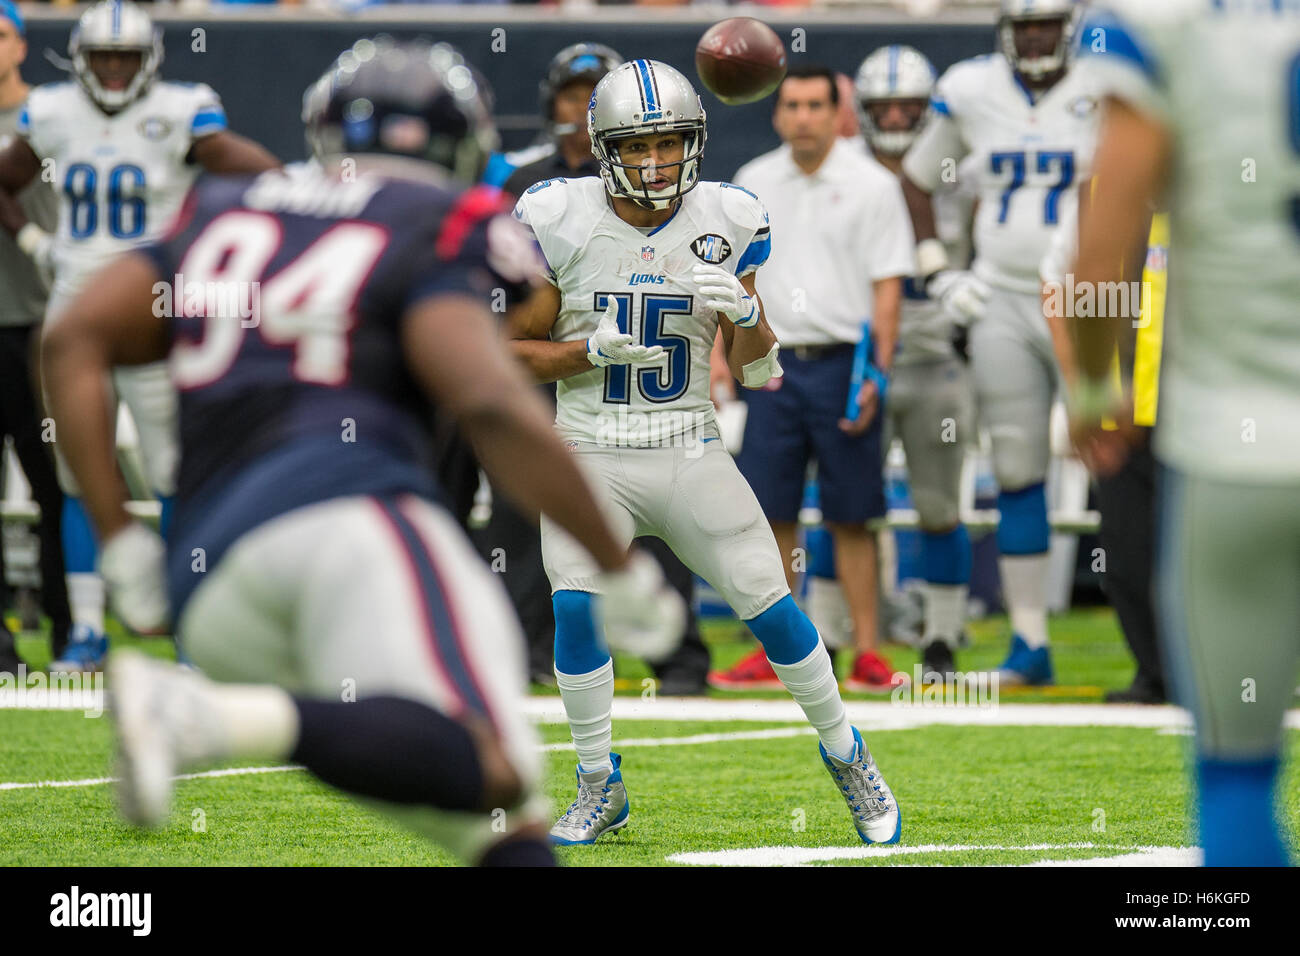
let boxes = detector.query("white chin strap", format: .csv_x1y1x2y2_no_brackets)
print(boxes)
870,129,918,157
1017,52,1065,82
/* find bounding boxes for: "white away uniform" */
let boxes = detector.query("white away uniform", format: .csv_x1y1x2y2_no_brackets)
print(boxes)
515,176,790,619
904,53,1101,490
19,79,227,495
889,171,977,529
1084,0,1300,760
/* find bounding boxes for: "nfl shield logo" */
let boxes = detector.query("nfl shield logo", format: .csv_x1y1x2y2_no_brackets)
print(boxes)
641,246,655,262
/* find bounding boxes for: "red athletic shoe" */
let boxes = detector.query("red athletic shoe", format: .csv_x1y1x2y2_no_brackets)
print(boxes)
843,651,907,693
707,647,784,690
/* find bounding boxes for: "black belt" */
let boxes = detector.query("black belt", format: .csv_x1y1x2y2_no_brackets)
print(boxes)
786,343,855,361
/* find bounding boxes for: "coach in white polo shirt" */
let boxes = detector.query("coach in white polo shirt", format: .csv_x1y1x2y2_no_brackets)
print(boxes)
711,65,914,692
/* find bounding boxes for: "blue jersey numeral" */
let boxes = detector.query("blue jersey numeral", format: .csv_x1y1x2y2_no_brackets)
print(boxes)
597,292,692,404
62,162,147,240
990,149,1075,225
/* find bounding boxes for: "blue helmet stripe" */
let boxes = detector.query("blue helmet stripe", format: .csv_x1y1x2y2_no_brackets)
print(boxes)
111,0,121,36
888,45,899,90
635,59,657,113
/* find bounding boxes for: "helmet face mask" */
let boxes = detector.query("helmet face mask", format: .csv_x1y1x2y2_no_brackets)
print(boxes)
855,45,936,157
588,59,706,211
70,0,163,114
998,0,1080,84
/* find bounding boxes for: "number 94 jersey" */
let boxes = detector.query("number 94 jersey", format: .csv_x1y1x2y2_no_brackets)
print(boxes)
903,54,1101,295
515,177,771,447
18,80,227,298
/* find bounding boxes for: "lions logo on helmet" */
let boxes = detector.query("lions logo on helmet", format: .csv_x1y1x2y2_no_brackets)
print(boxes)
588,59,706,211
855,45,937,158
69,0,164,114
997,0,1081,83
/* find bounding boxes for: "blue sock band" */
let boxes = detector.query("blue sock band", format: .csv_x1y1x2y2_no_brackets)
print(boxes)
61,497,98,573
1196,756,1289,866
997,483,1050,555
745,594,820,666
920,525,971,585
552,590,611,676
158,495,174,540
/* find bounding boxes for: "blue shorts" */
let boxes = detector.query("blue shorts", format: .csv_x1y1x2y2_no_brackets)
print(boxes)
735,345,886,525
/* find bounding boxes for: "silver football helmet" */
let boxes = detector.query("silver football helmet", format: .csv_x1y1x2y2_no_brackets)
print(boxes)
588,59,706,210
998,0,1081,83
69,0,163,113
855,45,937,157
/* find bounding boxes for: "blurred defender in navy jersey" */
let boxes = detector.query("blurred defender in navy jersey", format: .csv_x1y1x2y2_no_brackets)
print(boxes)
42,37,683,867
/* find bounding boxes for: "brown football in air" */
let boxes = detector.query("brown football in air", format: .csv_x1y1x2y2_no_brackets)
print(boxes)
695,17,788,106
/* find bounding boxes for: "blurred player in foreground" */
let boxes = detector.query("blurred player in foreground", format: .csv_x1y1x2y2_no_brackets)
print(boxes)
512,59,901,846
0,0,280,672
42,37,682,867
1071,2,1300,865
901,0,1101,685
857,45,976,680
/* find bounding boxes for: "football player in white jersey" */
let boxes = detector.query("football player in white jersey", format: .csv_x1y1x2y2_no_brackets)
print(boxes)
511,59,901,847
1071,1,1300,867
0,0,278,672
900,0,1101,685
857,45,976,680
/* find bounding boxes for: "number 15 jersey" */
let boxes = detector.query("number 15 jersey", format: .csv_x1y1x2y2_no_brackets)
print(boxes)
514,176,770,446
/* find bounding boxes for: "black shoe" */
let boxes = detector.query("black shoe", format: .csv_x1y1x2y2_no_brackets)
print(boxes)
0,622,23,674
656,669,708,696
921,639,957,682
1105,684,1166,705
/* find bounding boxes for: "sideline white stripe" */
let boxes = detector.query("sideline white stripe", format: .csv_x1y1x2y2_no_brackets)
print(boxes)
0,764,304,792
524,696,1300,731
667,843,1199,867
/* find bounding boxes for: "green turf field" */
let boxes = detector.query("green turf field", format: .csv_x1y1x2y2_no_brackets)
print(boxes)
2,608,1297,866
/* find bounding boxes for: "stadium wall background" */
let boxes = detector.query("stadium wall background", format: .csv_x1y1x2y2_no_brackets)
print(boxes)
18,11,995,179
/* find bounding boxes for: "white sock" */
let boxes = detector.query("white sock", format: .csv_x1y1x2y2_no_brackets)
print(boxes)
923,583,968,648
205,682,300,762
1000,554,1050,649
67,573,105,635
555,659,615,774
770,647,856,761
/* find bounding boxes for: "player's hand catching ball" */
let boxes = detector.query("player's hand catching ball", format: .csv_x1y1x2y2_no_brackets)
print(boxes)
100,522,170,635
595,550,686,664
693,264,758,328
587,298,666,368
927,270,991,327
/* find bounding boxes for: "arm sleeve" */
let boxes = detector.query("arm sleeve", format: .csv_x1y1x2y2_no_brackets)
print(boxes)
719,183,771,277
511,190,560,287
188,84,229,142
901,71,969,192
863,175,917,281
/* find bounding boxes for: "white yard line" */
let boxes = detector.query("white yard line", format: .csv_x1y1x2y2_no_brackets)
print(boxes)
0,765,304,792
667,843,1200,867
539,726,816,752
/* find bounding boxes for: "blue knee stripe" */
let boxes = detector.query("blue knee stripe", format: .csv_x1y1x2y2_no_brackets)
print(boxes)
553,590,610,675
744,594,820,665
997,483,1049,555
1197,757,1288,866
158,495,174,540
921,525,971,585
62,497,98,573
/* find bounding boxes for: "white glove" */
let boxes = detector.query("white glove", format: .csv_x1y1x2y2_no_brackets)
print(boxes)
16,223,56,289
100,523,170,635
594,551,686,664
587,299,666,368
693,264,758,328
927,270,991,327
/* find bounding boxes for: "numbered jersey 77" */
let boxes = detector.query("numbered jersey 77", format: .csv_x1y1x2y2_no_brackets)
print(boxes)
902,53,1101,294
18,80,227,296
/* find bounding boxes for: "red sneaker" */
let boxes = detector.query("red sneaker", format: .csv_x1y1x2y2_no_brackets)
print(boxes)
843,651,907,693
707,647,784,690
